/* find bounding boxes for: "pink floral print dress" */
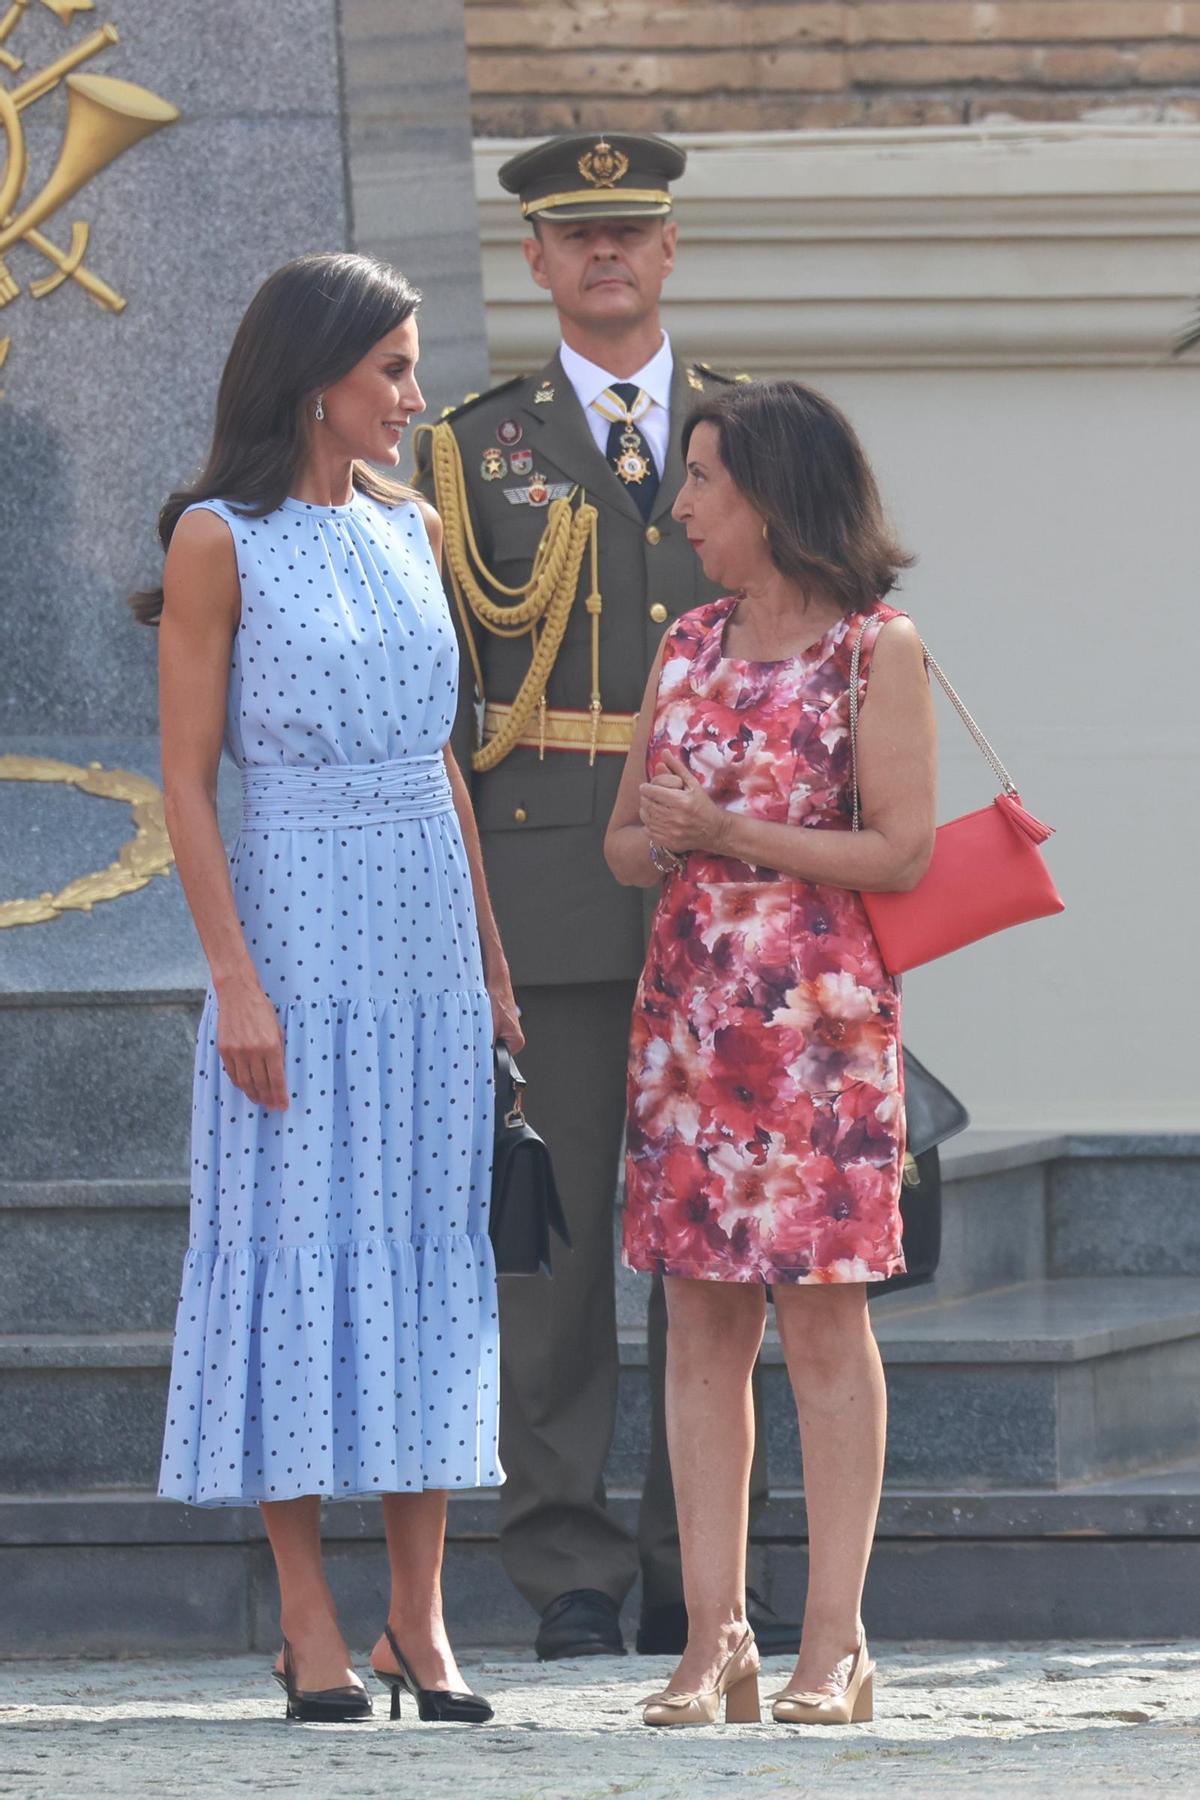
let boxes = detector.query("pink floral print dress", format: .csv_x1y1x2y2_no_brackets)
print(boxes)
622,595,907,1286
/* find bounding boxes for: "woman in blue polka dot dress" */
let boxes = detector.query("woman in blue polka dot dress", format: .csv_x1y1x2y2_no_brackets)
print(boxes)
137,254,520,1722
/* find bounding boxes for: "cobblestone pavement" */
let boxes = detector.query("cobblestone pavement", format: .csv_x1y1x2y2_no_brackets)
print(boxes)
2,1643,1199,1799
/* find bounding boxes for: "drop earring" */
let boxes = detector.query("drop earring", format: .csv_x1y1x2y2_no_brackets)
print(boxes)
761,522,769,539
314,395,325,422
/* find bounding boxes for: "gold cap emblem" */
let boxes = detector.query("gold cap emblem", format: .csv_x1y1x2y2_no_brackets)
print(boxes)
578,138,629,190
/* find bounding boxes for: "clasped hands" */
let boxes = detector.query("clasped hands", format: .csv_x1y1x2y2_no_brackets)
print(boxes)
639,749,732,856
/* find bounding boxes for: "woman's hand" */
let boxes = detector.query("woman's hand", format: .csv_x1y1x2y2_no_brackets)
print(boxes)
639,751,732,855
488,966,525,1055
215,974,289,1110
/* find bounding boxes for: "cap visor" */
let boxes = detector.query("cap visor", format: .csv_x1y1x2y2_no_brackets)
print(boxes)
532,199,673,222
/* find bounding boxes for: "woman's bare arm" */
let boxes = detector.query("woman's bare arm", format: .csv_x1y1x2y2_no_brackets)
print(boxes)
443,745,524,1053
159,508,288,1109
605,636,671,888
638,617,937,892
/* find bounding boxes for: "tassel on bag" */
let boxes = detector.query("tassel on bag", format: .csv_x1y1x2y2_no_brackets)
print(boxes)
849,619,1064,975
994,791,1055,845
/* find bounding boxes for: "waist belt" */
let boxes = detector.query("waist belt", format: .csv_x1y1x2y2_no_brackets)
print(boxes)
483,701,636,758
240,754,453,830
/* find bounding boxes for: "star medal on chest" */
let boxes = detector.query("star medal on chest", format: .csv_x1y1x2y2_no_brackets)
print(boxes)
481,447,507,481
615,426,651,486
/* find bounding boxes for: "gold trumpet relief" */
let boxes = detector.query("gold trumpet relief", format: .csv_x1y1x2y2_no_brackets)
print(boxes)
0,0,178,389
0,754,174,928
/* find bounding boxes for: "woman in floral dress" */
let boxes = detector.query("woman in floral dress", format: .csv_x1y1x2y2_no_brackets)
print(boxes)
606,381,936,1729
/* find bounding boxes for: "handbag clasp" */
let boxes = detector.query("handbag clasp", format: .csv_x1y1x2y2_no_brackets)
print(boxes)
504,1088,525,1130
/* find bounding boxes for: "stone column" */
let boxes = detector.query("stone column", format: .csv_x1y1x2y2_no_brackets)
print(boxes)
339,0,489,414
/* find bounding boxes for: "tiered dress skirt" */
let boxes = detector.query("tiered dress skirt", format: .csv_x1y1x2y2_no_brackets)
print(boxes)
158,755,502,1505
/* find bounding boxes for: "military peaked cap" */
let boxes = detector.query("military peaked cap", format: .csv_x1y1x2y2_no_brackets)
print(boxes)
498,131,686,223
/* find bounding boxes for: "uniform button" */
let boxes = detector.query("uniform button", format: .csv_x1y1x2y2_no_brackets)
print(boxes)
645,524,661,546
513,806,528,823
649,602,668,624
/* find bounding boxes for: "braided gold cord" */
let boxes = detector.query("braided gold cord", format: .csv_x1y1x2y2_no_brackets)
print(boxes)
420,420,599,772
472,507,594,771
428,423,579,625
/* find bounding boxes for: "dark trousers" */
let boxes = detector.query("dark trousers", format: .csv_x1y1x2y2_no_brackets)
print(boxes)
497,980,768,1615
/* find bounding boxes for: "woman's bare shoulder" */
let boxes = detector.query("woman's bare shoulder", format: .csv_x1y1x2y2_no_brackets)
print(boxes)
168,504,237,560
873,611,926,669
163,506,239,622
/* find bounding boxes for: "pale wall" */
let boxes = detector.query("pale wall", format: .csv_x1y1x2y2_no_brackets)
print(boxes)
471,126,1200,1131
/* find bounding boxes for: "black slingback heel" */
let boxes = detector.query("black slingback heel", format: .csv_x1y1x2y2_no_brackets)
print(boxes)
273,1638,374,1723
370,1623,494,1723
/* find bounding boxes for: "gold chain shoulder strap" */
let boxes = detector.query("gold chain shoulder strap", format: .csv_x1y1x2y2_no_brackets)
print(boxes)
849,613,1018,830
419,420,601,771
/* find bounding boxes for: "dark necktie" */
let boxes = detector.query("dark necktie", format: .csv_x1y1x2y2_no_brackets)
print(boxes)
595,381,660,520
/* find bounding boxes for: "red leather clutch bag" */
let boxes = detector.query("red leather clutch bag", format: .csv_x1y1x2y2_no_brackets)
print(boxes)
850,624,1064,976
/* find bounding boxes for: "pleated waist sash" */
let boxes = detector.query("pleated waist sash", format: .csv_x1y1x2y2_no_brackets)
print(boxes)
240,754,453,831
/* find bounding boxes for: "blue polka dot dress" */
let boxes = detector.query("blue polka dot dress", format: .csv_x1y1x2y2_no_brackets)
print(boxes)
158,491,502,1506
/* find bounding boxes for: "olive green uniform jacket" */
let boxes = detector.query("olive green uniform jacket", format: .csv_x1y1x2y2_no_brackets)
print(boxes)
413,351,732,988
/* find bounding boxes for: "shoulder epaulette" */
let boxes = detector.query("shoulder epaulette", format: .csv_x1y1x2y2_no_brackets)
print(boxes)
437,373,527,426
688,361,752,387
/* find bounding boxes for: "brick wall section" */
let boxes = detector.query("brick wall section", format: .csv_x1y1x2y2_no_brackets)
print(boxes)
465,1,1200,134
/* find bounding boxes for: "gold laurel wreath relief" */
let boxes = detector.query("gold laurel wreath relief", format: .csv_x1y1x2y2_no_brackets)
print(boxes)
0,2,179,392
0,754,174,928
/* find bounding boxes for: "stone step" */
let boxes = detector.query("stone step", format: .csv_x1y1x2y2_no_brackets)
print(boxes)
870,1274,1200,1486
1050,1138,1200,1276
615,1276,1200,1490
4,1278,1199,1494
0,1333,170,1493
0,1181,189,1334
2,1137,1194,1339
2,1462,1199,1655
0,998,198,1183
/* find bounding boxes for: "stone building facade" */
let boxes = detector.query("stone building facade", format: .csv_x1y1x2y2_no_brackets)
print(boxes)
465,1,1200,134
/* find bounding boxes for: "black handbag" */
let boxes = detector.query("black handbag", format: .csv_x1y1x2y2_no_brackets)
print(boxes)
488,1044,571,1276
868,1048,970,1301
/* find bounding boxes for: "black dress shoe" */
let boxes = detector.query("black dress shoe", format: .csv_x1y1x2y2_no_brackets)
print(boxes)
636,1588,799,1657
535,1588,626,1660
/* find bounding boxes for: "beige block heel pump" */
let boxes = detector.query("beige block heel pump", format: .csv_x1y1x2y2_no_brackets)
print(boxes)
642,1628,761,1728
771,1635,875,1726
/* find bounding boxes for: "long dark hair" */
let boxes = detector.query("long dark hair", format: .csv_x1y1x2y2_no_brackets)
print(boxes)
130,252,421,624
681,379,913,613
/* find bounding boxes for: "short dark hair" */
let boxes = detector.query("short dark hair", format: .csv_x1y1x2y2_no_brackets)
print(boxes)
130,253,421,624
681,379,913,613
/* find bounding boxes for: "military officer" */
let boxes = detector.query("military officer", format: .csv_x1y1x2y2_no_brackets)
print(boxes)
414,131,797,1661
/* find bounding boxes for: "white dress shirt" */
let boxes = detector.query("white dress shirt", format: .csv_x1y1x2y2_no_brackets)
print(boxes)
558,333,674,477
